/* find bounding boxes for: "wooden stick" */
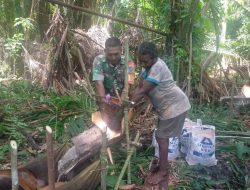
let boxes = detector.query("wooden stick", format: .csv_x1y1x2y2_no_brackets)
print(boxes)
114,88,122,105
73,72,92,97
107,147,114,165
77,48,95,96
114,132,140,190
46,126,55,190
100,126,107,190
129,141,142,147
10,140,18,190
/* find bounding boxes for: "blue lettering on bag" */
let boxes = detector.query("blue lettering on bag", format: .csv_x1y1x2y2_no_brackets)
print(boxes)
193,151,214,157
182,129,189,137
168,149,174,153
201,137,213,145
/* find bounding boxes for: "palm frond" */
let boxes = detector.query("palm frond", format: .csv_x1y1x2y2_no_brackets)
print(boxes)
208,0,223,51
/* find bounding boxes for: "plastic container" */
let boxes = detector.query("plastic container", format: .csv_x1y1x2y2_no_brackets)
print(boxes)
128,60,135,85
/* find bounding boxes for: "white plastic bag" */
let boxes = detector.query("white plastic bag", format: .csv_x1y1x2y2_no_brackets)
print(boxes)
185,125,217,166
152,130,180,160
180,119,197,154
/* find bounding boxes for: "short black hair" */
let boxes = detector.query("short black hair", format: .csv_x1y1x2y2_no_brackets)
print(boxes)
138,42,158,59
105,37,121,48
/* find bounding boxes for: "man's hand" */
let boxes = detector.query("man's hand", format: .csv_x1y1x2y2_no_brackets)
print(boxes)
103,94,112,104
131,80,156,104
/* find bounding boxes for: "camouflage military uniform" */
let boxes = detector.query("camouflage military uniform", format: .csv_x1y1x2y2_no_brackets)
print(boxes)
92,54,125,96
92,54,125,132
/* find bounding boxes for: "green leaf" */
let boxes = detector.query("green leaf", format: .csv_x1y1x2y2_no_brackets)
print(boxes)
236,141,250,160
230,159,244,176
106,175,125,188
191,180,206,190
206,179,227,186
217,144,236,153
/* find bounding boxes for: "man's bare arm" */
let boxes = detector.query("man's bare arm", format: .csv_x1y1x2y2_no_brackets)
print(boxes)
131,80,156,103
95,80,106,110
95,80,105,98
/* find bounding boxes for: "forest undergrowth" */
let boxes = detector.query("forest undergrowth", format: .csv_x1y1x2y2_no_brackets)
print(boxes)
0,80,249,189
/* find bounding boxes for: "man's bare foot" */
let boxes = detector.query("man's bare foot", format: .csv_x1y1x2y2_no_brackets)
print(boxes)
145,170,168,185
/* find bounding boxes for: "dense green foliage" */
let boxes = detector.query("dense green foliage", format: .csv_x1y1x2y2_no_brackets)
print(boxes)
227,1,250,60
0,0,249,80
0,80,96,161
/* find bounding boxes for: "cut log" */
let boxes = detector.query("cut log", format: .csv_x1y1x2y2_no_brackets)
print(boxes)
58,126,103,178
58,107,144,179
57,125,126,180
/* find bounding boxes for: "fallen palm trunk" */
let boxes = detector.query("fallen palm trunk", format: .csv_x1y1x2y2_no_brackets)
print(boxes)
0,146,68,190
0,145,101,190
0,169,39,190
0,105,144,190
57,160,101,190
40,160,101,190
0,130,131,190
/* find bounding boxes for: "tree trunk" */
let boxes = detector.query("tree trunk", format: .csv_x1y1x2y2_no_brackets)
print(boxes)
38,1,50,40
82,0,96,29
73,0,97,30
3,0,15,36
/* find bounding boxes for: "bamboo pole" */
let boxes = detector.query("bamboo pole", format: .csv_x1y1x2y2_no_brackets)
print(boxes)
216,136,250,139
187,31,192,98
10,140,18,190
43,0,167,36
100,125,107,190
176,57,180,85
216,131,250,136
200,61,203,104
122,37,131,184
46,126,55,190
229,83,235,118
114,132,140,190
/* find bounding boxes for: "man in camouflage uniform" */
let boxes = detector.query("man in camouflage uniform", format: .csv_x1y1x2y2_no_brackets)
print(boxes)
92,37,125,133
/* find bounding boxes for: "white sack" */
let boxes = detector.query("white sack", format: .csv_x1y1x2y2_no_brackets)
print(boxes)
186,125,217,166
